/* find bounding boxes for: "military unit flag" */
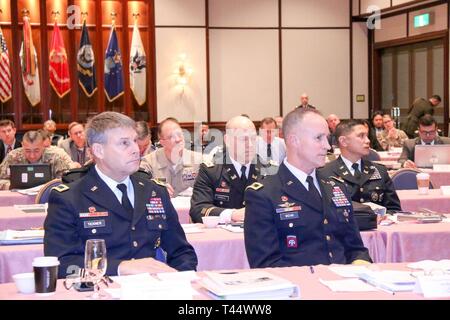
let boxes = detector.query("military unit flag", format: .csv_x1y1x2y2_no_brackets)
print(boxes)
49,22,71,98
104,25,124,102
129,22,146,106
20,15,41,106
0,26,12,103
77,20,97,97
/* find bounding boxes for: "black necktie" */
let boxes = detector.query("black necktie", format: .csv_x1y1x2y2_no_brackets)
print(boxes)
267,143,272,159
306,176,322,199
240,166,247,185
352,163,362,180
425,142,431,145
117,184,133,216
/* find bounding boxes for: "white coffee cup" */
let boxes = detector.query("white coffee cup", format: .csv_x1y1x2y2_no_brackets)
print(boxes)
416,172,430,195
202,216,220,228
12,272,35,294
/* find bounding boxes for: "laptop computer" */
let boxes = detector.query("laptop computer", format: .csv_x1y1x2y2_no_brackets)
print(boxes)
9,163,52,190
414,145,450,168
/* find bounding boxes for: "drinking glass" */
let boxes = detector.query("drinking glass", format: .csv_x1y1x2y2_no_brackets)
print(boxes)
84,239,107,299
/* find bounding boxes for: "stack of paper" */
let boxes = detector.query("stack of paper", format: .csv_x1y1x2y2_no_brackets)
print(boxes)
219,224,244,233
407,259,450,272
14,204,47,214
181,224,204,234
0,229,44,245
200,270,300,300
15,184,46,195
110,273,194,300
357,270,416,293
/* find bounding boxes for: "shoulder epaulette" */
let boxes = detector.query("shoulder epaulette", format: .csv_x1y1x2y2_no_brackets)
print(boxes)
151,178,167,187
53,184,70,193
203,160,215,168
246,182,264,191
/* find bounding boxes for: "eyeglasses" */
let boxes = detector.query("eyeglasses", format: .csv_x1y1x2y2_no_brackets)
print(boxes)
419,130,436,137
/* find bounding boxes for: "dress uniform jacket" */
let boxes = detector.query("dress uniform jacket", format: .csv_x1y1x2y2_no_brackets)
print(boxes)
244,162,371,268
189,150,268,223
44,166,198,278
398,136,450,165
319,156,401,213
140,148,203,197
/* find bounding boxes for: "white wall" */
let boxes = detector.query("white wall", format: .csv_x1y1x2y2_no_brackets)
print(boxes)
154,0,365,122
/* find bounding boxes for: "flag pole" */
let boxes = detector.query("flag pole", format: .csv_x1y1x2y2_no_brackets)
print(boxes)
110,12,117,111
81,12,89,118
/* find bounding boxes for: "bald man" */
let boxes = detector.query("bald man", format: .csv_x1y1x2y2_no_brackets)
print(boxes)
190,116,269,223
326,114,341,148
295,93,315,110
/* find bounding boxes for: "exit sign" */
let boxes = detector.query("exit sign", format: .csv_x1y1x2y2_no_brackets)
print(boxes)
414,13,430,28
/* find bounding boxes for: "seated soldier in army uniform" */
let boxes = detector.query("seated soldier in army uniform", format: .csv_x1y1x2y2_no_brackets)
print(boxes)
140,118,203,197
44,112,197,278
244,109,371,268
0,130,73,190
319,119,401,214
190,116,276,224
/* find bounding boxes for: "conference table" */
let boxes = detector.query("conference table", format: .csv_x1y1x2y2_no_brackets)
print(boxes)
0,263,442,300
2,219,450,284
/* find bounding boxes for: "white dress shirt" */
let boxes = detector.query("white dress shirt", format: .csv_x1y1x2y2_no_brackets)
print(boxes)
283,159,321,196
95,165,135,208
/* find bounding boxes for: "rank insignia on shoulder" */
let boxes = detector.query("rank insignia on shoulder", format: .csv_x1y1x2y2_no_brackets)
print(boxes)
203,160,215,168
246,182,264,191
53,184,69,193
151,179,167,187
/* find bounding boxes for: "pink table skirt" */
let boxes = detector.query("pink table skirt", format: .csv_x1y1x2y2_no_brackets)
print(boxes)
0,263,436,300
0,207,46,231
0,191,35,207
397,189,450,212
428,171,450,188
0,228,248,283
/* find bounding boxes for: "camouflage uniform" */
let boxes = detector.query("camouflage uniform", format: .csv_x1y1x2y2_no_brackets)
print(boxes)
140,148,203,197
0,147,73,190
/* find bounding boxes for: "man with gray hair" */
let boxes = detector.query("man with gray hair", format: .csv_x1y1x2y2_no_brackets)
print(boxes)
44,111,198,278
190,115,268,223
244,109,371,268
0,130,73,189
135,121,155,157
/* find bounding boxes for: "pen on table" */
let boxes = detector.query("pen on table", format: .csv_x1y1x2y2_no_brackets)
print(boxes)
309,266,315,274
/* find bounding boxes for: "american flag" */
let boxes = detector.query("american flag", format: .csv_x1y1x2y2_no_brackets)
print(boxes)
0,27,11,103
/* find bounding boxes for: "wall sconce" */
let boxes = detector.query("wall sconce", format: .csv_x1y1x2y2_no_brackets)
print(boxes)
175,53,193,94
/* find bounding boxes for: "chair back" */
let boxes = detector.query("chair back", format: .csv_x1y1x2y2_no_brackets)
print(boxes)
391,168,434,190
35,178,62,204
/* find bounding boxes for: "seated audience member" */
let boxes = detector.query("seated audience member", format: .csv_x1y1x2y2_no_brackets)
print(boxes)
326,114,340,149
320,119,401,214
43,120,63,146
0,130,73,189
44,111,197,278
399,115,450,168
38,129,78,169
192,123,222,156
295,93,315,110
244,109,371,268
189,116,270,224
135,121,155,157
59,122,91,166
274,116,283,139
257,117,286,166
377,114,408,150
362,119,383,151
140,118,203,197
371,111,384,136
0,119,21,163
402,94,441,138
